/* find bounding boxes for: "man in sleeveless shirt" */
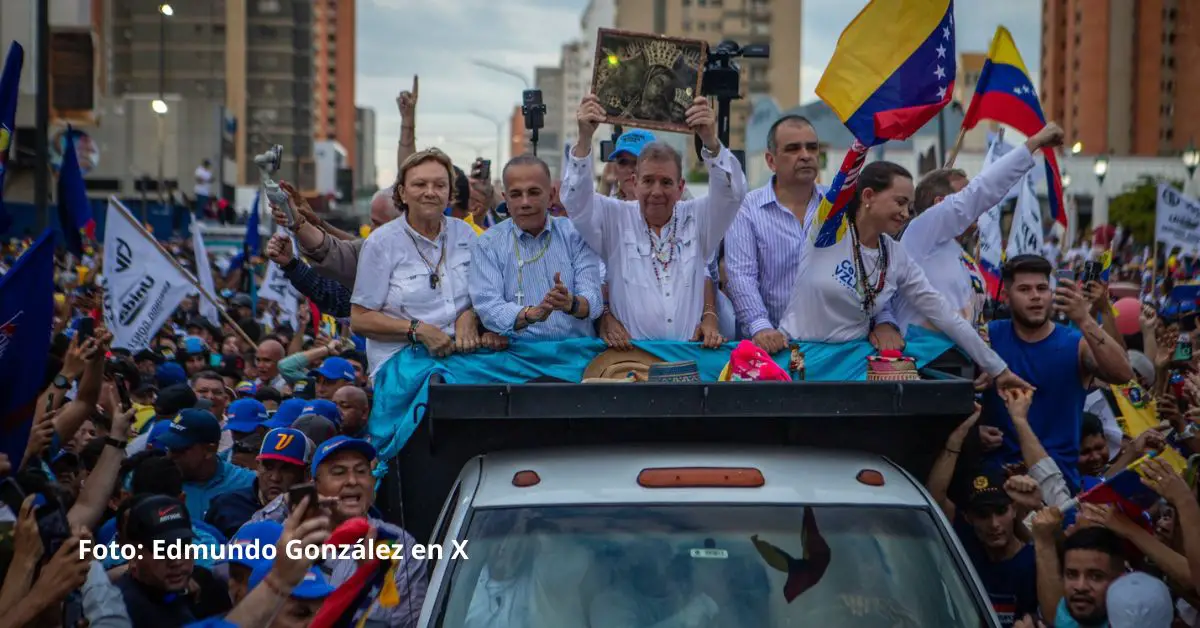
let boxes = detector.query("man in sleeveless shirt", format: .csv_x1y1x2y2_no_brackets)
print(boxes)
980,255,1134,493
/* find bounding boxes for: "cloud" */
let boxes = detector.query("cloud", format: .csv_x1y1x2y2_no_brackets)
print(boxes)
357,1,1042,187
356,0,588,185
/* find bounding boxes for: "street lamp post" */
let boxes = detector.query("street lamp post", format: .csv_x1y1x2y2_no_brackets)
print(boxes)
471,60,531,89
468,110,504,174
1184,140,1199,195
1093,155,1109,229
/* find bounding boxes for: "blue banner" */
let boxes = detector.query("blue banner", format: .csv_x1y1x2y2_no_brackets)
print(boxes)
0,42,24,235
370,329,956,469
0,230,55,465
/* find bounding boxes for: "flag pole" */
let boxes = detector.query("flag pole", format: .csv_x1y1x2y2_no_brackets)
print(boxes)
944,127,968,168
107,198,256,348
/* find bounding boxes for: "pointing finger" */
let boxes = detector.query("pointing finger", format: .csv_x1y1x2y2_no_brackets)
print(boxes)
412,75,419,99
554,272,562,284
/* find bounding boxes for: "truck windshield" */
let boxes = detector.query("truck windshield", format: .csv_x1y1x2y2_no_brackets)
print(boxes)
432,504,986,628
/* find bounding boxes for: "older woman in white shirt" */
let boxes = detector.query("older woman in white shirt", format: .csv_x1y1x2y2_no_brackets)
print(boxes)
778,159,1030,389
351,148,500,377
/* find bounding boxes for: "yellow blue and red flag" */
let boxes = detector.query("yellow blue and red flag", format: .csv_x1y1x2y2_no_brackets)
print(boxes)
0,42,23,235
56,126,95,257
811,142,869,248
815,0,956,147
962,27,1066,229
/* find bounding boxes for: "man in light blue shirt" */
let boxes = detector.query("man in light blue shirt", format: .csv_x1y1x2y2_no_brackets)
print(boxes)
157,408,256,519
470,154,603,341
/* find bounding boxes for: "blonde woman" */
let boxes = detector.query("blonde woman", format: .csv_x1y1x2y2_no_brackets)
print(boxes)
350,149,500,376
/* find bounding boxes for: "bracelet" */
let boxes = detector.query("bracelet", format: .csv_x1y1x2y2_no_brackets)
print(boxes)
569,295,580,316
407,320,420,343
701,311,718,320
103,436,126,451
261,573,291,598
945,447,961,454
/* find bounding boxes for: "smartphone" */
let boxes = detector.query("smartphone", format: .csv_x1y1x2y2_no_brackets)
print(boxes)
287,484,319,519
33,496,70,558
0,478,25,514
1081,261,1102,285
75,317,95,341
1053,269,1075,324
114,374,133,411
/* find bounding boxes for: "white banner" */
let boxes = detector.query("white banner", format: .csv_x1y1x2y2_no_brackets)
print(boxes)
1155,184,1200,254
258,228,302,328
1006,176,1044,259
976,139,1005,274
101,201,194,351
190,224,220,327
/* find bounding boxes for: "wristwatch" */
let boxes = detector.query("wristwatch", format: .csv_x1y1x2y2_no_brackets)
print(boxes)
52,374,70,390
103,436,127,450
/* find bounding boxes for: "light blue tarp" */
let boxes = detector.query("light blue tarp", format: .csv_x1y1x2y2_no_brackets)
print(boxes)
369,327,956,470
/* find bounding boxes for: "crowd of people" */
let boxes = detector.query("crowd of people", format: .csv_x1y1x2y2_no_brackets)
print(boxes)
0,64,1197,627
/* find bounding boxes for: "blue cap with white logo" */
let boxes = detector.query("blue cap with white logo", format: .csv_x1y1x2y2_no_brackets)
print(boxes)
155,409,222,450
301,399,341,426
309,357,356,382
611,129,657,160
264,398,308,430
224,398,270,433
311,436,376,476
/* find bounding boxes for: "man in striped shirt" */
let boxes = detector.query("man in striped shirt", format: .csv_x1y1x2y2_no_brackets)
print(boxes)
469,154,604,341
725,115,829,352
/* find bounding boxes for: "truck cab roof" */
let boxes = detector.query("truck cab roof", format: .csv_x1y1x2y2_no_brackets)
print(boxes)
466,446,932,509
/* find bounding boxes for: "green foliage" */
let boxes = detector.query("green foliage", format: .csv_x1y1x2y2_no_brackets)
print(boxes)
686,167,709,184
1108,175,1184,243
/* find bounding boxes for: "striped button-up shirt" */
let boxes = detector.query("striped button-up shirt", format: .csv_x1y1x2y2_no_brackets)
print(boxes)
469,216,603,340
724,178,826,337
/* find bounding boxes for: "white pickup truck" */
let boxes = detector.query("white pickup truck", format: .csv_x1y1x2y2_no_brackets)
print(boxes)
377,368,998,627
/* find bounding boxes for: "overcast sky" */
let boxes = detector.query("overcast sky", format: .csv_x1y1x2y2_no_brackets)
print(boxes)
357,0,1041,187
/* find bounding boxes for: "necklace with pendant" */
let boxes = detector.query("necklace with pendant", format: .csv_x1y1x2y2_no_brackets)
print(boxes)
647,213,678,283
512,228,552,305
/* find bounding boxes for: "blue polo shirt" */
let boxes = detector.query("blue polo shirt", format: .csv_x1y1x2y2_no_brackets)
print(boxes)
183,460,256,520
204,480,263,540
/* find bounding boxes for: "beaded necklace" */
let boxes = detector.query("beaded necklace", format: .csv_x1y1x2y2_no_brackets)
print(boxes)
647,213,679,286
849,220,888,314
512,227,553,305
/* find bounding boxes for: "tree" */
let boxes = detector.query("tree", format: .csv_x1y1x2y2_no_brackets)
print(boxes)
1108,175,1184,244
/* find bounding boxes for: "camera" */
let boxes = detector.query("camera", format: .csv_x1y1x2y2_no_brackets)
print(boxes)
694,40,769,169
522,90,547,155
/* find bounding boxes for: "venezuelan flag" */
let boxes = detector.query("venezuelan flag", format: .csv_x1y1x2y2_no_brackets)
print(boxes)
0,42,23,235
811,141,869,248
816,0,956,147
1078,451,1186,520
750,507,831,603
962,27,1066,229
56,126,95,258
1099,248,1113,282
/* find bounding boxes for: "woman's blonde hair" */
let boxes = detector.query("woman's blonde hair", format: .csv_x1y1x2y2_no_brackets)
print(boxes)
392,148,456,212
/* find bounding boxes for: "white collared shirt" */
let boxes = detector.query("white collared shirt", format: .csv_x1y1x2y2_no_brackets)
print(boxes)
561,145,748,341
896,145,1036,331
351,216,476,375
778,232,1007,376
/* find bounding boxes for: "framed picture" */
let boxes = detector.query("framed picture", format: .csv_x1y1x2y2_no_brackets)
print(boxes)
591,28,707,134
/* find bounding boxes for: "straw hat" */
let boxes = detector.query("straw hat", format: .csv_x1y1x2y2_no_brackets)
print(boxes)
581,347,665,382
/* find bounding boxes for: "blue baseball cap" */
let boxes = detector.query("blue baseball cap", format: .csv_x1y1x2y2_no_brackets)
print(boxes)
264,398,308,430
145,419,174,450
311,436,376,475
182,336,207,355
224,398,270,433
248,562,334,600
155,362,187,388
611,129,657,160
156,409,223,450
257,428,313,467
300,399,341,426
223,521,283,569
309,357,356,382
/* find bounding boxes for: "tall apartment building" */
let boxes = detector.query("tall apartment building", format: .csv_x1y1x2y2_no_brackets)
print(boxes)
312,0,356,170
560,40,586,151
104,0,315,187
355,107,377,192
1041,0,1199,156
953,52,993,153
614,0,802,149
534,66,564,176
